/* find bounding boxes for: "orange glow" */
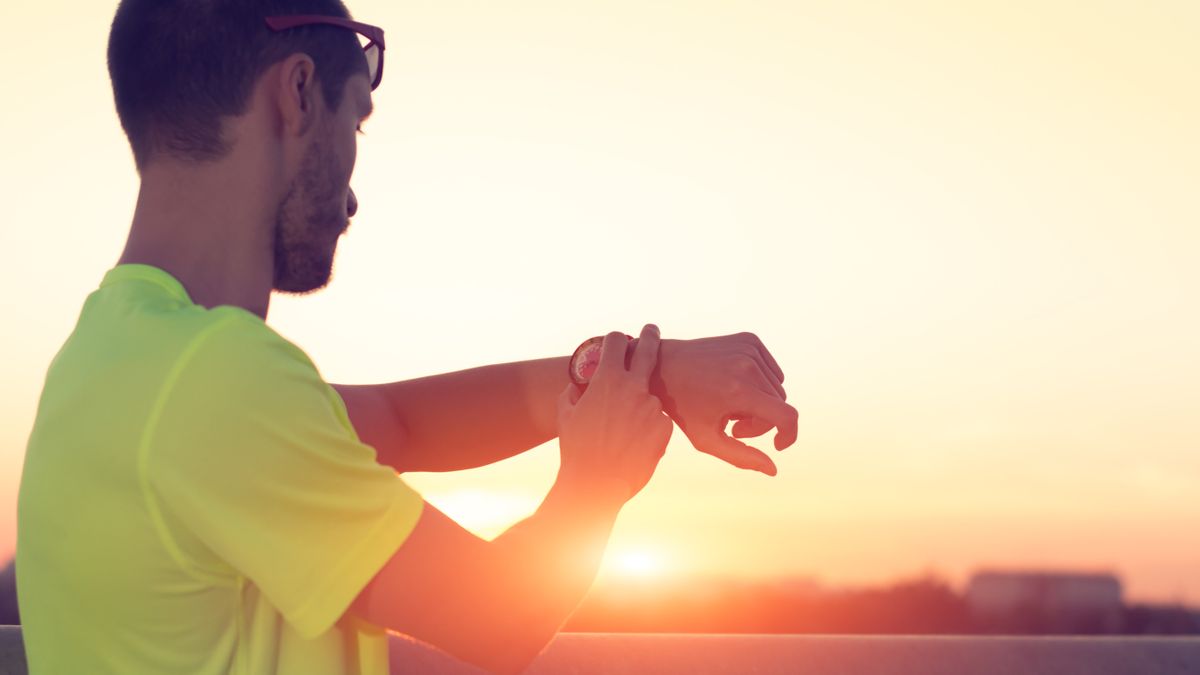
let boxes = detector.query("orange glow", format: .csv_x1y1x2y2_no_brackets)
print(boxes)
423,490,540,541
2,1,1198,606
608,549,667,579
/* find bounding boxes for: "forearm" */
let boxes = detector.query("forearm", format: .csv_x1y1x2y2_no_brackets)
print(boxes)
445,482,623,673
335,339,681,474
333,356,567,472
360,480,624,675
353,328,673,674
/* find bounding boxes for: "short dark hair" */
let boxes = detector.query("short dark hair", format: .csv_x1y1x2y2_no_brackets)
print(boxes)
108,0,368,170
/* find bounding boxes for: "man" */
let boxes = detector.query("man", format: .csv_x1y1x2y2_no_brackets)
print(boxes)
16,1,798,673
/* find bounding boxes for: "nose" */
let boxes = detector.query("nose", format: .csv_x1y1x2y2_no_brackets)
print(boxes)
347,187,358,218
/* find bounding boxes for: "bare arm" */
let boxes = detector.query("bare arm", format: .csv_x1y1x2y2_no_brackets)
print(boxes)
349,328,672,674
352,485,621,675
333,355,566,473
335,332,799,475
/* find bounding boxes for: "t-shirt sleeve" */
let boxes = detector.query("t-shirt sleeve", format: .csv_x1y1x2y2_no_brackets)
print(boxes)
146,313,424,639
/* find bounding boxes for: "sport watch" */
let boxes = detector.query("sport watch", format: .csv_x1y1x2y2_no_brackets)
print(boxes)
568,334,634,386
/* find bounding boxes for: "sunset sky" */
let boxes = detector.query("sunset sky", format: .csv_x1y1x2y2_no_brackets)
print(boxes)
1,1,1197,603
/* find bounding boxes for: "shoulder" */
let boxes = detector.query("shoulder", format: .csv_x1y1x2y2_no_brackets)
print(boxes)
146,307,362,479
185,308,322,386
196,307,315,370
159,307,334,424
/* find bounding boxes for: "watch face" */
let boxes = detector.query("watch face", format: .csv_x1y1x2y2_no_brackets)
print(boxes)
569,334,634,385
569,337,606,385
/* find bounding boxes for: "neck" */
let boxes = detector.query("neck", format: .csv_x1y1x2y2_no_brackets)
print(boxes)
118,157,280,320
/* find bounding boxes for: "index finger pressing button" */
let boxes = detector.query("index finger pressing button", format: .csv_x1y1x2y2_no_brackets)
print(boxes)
628,324,661,386
595,331,635,380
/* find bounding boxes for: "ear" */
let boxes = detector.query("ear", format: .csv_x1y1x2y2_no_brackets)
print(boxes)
275,53,321,139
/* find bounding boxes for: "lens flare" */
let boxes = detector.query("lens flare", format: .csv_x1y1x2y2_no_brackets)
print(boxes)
612,550,665,578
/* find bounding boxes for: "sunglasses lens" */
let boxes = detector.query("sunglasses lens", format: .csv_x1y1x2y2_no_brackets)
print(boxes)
364,43,381,89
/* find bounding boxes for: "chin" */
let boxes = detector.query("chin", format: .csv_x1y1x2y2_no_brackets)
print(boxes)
274,277,330,295
273,253,336,295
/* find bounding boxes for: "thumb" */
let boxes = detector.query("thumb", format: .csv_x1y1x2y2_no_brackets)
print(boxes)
695,428,778,476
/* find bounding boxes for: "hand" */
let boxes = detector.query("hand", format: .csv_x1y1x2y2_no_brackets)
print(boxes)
556,325,674,502
652,333,798,476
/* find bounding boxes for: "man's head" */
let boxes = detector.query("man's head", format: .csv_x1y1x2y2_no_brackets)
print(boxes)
108,0,378,294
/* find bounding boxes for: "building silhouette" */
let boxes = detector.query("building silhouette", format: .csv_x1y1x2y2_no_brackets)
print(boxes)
966,570,1123,633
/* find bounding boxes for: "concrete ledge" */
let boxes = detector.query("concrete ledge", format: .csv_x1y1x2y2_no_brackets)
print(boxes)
5,626,1200,675
0,627,25,675
397,633,1200,675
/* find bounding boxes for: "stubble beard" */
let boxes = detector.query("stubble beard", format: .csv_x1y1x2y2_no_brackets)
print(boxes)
271,136,349,295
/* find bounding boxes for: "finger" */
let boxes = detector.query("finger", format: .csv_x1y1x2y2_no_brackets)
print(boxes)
745,350,787,401
595,331,632,380
740,388,800,450
730,417,774,439
733,355,787,403
740,332,785,384
628,324,661,386
694,427,777,476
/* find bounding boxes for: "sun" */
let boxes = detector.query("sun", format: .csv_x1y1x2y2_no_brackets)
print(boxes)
610,549,666,578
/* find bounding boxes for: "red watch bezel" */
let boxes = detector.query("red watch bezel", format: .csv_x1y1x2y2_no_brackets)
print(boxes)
568,334,634,386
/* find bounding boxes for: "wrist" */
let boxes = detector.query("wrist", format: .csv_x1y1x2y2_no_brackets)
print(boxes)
567,332,675,390
548,469,629,513
649,338,680,413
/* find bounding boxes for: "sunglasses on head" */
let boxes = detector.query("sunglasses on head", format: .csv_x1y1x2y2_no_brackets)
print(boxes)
265,15,385,91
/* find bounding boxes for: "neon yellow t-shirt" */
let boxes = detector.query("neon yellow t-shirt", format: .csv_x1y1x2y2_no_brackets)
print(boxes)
17,264,424,674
